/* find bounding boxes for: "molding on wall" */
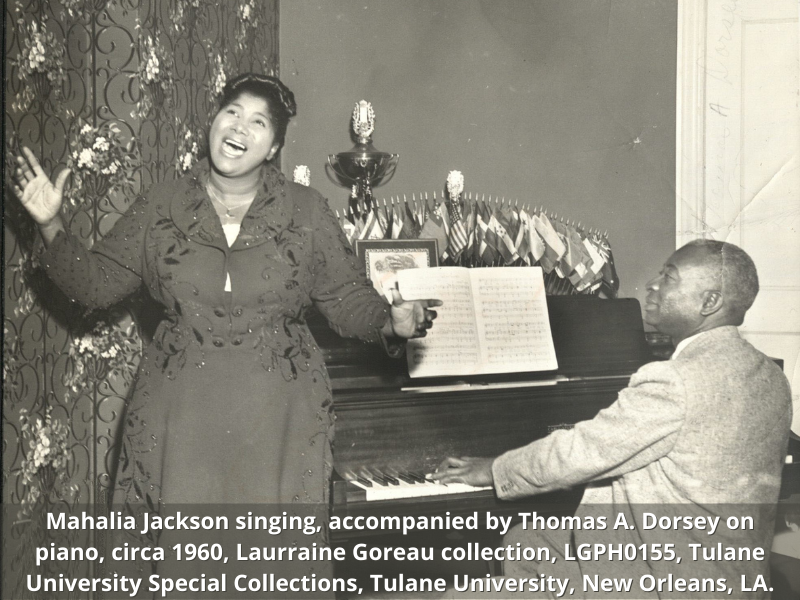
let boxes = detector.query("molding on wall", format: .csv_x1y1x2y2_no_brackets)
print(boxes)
676,0,708,248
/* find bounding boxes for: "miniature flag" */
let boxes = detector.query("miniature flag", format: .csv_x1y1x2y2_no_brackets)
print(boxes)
447,202,469,258
575,237,605,292
594,234,620,298
349,208,364,243
366,206,387,239
337,209,357,244
522,210,546,263
534,212,566,273
584,236,606,275
493,206,516,264
420,205,449,260
566,225,590,286
375,203,390,239
390,201,404,240
516,208,532,264
445,172,468,258
359,209,377,240
464,200,477,257
483,212,502,265
403,200,421,239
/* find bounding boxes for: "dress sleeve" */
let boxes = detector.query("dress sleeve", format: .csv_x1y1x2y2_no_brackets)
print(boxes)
308,194,391,342
39,193,151,310
492,360,686,500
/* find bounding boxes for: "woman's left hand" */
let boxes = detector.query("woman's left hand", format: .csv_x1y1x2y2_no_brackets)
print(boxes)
384,289,442,339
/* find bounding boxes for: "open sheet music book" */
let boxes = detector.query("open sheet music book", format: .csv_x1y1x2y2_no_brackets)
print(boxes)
396,267,558,378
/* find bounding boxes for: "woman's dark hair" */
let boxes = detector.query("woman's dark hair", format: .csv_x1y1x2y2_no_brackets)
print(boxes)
219,73,297,152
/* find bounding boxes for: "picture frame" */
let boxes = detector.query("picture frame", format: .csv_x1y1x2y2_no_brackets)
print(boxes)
354,239,439,299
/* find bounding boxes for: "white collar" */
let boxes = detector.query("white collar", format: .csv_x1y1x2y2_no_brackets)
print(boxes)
670,330,712,360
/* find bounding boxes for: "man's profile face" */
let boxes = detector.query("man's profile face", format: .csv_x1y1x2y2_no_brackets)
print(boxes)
644,245,715,339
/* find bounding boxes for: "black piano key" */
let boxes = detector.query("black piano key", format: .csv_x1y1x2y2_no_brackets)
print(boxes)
384,474,400,486
356,475,372,487
407,471,427,483
370,472,389,486
396,472,416,484
385,468,409,484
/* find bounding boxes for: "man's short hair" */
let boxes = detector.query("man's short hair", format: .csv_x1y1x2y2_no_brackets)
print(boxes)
685,239,759,318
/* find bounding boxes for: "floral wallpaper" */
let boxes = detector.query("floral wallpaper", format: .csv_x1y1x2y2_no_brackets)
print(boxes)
3,0,278,594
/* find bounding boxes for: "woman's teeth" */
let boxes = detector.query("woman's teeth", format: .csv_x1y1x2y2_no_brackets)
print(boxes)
223,139,246,156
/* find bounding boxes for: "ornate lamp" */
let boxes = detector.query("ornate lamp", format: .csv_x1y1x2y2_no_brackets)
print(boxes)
327,100,399,216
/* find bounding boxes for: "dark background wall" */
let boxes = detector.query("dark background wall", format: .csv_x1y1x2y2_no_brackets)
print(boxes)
280,0,677,303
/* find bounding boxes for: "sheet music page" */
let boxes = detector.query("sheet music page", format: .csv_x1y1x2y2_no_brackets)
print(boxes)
470,267,558,374
395,267,481,377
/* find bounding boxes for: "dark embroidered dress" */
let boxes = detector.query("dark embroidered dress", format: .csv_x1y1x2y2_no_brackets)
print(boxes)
41,160,390,507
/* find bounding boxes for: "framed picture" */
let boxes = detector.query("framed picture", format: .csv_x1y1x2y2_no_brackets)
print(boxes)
355,239,439,300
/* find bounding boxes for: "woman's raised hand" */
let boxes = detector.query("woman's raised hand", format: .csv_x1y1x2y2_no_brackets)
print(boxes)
13,147,70,228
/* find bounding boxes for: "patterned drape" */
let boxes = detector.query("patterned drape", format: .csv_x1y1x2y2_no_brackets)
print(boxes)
3,0,278,594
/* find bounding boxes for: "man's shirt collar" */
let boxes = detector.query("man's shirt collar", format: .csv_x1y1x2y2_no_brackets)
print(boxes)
671,330,712,360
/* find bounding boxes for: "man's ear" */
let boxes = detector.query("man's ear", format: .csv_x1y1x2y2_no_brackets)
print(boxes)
700,290,723,316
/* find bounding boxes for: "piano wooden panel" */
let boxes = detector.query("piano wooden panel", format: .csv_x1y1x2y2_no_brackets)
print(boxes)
332,377,627,477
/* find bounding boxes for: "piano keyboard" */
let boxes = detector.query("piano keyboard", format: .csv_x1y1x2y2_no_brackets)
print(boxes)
347,472,493,502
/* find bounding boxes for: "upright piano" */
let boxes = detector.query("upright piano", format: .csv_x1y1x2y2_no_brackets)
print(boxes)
308,295,655,538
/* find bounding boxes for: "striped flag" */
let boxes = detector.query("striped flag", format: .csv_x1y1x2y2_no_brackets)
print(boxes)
447,199,469,258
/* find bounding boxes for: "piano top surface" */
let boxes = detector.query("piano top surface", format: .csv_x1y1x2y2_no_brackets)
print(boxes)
309,295,654,393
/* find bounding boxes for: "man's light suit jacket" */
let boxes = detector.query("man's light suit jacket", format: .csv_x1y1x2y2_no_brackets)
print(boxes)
493,326,792,594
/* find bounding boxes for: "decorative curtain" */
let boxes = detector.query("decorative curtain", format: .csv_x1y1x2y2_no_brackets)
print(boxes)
3,0,278,595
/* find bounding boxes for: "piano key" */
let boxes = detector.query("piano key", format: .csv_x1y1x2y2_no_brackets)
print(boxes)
405,471,427,483
387,469,416,484
395,472,416,484
384,474,401,486
348,477,492,501
367,470,389,486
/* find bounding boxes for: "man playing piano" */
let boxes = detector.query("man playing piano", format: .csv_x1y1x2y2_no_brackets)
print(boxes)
436,240,792,599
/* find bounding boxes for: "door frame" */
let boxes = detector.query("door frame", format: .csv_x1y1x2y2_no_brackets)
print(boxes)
676,0,708,249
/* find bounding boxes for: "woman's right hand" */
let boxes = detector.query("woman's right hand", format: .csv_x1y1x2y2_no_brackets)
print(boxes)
13,147,71,230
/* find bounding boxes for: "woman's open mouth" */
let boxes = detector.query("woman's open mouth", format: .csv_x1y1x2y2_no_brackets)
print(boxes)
222,138,247,157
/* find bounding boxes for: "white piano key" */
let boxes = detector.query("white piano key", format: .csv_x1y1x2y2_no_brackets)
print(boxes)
350,477,492,501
